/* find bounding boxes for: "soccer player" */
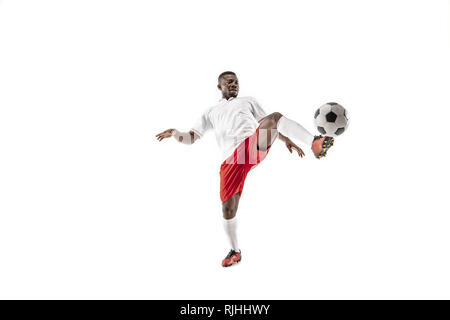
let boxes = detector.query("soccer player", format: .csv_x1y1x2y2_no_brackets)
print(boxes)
156,71,333,267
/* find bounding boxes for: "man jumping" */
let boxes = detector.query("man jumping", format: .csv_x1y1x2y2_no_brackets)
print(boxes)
156,71,334,267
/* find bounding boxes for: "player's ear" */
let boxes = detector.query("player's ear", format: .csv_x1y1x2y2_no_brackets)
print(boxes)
217,83,222,90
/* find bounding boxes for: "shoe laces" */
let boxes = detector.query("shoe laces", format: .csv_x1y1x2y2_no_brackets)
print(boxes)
313,135,323,142
226,249,237,259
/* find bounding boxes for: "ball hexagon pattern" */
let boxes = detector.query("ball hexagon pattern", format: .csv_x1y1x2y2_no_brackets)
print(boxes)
314,102,349,136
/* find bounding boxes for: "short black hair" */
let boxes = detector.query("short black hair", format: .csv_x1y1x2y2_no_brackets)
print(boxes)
218,71,236,82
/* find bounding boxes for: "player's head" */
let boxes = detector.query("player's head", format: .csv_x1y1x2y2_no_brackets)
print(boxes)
217,71,239,100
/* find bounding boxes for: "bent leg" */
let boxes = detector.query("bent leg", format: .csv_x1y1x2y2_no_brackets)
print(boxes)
277,115,314,146
257,112,283,151
258,112,315,150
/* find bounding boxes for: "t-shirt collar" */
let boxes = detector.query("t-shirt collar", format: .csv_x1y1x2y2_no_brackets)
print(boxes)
219,96,235,102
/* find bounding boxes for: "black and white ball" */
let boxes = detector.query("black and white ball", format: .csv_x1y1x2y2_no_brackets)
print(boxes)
314,102,349,136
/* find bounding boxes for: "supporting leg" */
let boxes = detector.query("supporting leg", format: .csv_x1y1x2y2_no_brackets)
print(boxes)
222,192,241,252
222,192,241,220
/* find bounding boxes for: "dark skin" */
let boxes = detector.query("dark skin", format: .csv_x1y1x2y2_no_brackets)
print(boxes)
156,74,305,219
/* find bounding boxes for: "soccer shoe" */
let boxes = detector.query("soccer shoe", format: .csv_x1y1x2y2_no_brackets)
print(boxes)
311,135,334,159
222,249,241,267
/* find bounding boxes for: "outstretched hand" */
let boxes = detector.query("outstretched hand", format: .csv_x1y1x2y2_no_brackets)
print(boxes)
285,139,305,157
156,129,175,141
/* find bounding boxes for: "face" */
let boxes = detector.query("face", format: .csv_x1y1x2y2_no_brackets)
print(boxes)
218,74,239,99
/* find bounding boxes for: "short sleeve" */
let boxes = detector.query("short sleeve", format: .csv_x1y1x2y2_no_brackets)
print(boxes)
249,97,267,122
190,109,212,138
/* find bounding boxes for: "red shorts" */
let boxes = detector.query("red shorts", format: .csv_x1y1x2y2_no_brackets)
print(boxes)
219,125,274,203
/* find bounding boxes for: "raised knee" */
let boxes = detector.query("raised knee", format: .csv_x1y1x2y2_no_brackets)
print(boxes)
270,112,283,123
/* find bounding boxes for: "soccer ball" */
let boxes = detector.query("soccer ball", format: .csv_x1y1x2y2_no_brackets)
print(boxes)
314,102,349,136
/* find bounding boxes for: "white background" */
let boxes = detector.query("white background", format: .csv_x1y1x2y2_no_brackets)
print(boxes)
0,0,449,299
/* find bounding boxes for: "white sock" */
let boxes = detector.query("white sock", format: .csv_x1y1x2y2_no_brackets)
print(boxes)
223,217,239,252
277,116,314,146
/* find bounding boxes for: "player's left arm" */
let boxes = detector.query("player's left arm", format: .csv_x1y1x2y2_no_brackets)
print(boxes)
279,133,305,158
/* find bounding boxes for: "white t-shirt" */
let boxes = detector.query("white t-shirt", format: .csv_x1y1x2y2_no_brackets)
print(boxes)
191,96,267,161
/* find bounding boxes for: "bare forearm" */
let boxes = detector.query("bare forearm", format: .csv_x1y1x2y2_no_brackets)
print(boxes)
278,132,288,143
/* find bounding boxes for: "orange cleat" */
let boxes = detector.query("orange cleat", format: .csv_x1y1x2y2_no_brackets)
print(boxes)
222,249,241,267
311,135,334,159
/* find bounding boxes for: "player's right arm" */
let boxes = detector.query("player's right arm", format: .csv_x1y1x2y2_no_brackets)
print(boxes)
157,107,210,145
155,129,200,145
